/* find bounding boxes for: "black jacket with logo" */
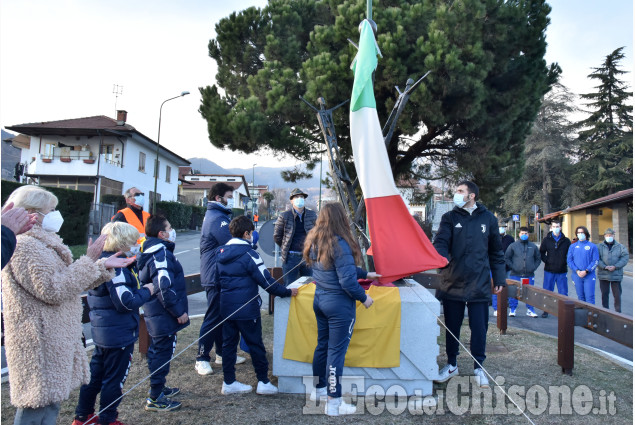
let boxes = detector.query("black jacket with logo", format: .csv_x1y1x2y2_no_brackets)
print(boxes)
539,232,571,274
433,203,506,302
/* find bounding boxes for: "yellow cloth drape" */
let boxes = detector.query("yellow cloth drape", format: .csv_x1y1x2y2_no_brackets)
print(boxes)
283,284,401,368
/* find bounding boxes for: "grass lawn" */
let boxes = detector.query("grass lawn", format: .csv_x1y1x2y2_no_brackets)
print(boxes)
1,314,632,424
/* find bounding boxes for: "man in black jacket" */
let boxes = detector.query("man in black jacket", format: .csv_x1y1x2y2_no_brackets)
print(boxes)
539,220,571,317
273,188,317,285
432,181,505,388
505,227,541,318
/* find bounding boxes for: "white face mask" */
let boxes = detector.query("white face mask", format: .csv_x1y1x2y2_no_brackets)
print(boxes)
167,229,176,242
293,197,305,209
577,233,586,241
499,227,506,234
552,227,561,235
126,245,141,257
453,193,467,208
39,210,64,233
134,195,145,207
605,236,614,243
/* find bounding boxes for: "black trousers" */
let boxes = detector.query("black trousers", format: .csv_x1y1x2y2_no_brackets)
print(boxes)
442,299,488,370
75,344,134,423
599,280,622,312
147,334,177,399
197,285,224,362
222,317,269,385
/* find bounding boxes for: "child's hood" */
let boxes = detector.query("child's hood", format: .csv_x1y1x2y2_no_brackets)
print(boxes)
138,237,174,269
218,238,253,264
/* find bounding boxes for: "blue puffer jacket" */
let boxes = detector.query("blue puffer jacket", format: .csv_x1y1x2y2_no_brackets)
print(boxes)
87,251,152,348
138,237,189,337
200,201,233,287
216,238,291,320
310,236,368,303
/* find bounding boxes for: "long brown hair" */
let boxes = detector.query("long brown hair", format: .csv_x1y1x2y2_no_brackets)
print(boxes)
303,202,362,269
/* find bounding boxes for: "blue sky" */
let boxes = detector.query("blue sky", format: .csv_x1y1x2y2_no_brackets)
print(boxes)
0,0,632,168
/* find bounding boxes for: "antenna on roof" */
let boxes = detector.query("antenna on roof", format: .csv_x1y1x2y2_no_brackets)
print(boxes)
113,84,124,117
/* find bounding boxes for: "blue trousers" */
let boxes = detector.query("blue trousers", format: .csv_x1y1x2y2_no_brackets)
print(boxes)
443,299,488,370
509,275,535,313
147,334,177,399
283,252,312,286
543,271,568,295
222,317,269,384
573,272,596,304
197,285,224,362
75,344,134,423
312,289,356,398
14,403,60,425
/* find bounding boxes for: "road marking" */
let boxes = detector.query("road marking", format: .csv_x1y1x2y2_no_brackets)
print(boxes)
174,250,190,255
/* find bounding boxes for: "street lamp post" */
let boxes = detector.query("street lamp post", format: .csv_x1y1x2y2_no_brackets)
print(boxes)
252,163,257,220
153,91,190,214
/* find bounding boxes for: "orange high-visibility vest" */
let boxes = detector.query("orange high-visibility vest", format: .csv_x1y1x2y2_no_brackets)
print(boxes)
117,208,150,245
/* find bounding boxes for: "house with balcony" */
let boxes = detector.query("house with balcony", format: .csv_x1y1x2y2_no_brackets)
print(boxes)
5,111,190,211
178,167,251,210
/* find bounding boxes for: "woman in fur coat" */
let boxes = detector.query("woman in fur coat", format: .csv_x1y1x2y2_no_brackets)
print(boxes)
1,185,133,425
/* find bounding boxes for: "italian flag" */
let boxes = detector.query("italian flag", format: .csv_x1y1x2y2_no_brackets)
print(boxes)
350,20,447,283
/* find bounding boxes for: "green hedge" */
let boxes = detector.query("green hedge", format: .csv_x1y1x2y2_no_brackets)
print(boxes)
191,205,206,229
155,201,192,229
1,180,93,245
232,208,245,217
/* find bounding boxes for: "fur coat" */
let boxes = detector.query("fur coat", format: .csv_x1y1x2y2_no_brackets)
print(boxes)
1,225,114,408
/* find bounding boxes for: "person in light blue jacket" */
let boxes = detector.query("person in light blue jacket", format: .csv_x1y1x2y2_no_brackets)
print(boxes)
567,226,599,304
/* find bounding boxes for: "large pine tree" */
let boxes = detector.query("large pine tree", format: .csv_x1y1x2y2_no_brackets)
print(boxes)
573,47,633,201
199,0,559,207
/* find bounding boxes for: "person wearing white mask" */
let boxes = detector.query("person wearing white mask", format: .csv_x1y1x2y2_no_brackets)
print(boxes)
137,214,189,412
566,226,599,304
538,219,571,317
596,228,629,312
432,181,505,388
111,186,150,245
273,188,317,285
1,185,134,425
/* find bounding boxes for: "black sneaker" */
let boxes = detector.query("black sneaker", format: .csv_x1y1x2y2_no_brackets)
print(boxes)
160,386,180,397
145,393,182,412
541,312,549,318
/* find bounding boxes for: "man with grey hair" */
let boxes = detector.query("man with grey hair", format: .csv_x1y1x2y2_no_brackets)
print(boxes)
597,228,629,312
111,187,149,244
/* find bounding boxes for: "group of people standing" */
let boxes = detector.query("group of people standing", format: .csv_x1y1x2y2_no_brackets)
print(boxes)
494,220,629,316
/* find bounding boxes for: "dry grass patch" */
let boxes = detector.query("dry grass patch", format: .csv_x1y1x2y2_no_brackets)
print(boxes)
1,314,632,424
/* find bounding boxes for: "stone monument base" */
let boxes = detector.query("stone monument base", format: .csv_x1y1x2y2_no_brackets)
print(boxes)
272,278,441,396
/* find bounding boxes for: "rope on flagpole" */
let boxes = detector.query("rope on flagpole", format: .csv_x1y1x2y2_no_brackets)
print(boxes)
81,259,308,424
408,282,537,425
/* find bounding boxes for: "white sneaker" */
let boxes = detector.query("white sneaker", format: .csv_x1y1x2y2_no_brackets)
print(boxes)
474,368,489,388
325,398,356,416
221,381,252,395
310,386,327,401
256,381,278,395
493,310,497,317
195,360,213,376
433,364,458,383
216,354,247,365
526,311,538,318
509,309,516,317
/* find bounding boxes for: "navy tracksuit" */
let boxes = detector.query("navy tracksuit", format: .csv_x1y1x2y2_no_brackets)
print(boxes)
138,238,190,399
216,238,291,384
198,201,233,362
75,252,152,424
310,237,368,398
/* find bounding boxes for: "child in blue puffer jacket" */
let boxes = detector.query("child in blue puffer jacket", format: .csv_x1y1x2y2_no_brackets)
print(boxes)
216,215,298,396
73,222,155,425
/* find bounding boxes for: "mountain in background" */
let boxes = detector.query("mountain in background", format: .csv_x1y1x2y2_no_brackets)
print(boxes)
187,157,324,194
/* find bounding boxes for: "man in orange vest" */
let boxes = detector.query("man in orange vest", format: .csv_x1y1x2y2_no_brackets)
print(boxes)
111,187,150,245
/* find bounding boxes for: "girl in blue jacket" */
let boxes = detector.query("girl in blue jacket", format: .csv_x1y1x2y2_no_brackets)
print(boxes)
73,222,155,425
303,203,380,416
567,226,599,304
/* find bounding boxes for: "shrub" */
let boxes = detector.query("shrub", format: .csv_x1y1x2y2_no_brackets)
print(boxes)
1,180,92,245
155,201,192,230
